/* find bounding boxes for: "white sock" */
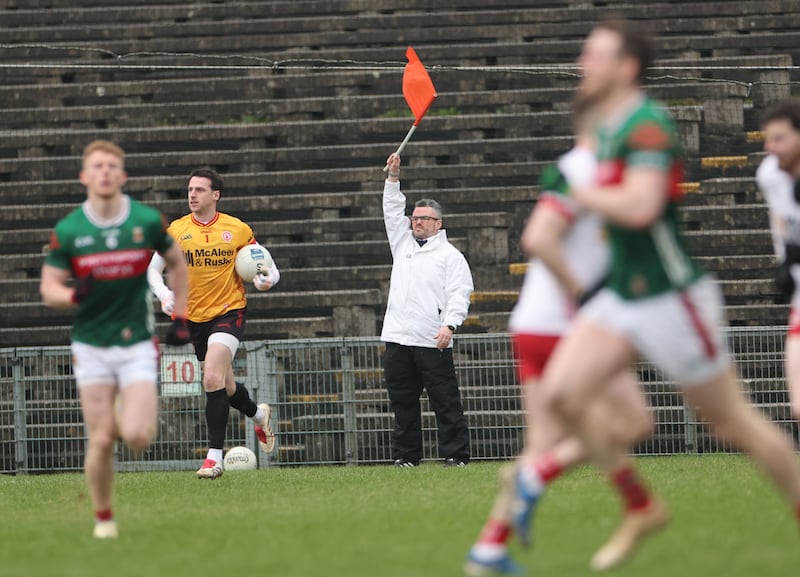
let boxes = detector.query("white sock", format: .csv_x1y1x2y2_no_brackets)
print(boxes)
471,543,506,561
519,464,545,496
253,406,266,423
206,449,223,464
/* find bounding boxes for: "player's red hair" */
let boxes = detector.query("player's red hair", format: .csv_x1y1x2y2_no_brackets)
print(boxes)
82,140,125,164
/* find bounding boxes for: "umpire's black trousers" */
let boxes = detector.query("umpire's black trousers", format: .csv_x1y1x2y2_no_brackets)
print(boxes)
383,342,470,464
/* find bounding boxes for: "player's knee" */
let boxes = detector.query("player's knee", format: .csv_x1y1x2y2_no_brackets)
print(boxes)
202,371,225,392
628,409,654,444
122,426,155,452
703,408,742,445
89,428,116,454
546,385,583,424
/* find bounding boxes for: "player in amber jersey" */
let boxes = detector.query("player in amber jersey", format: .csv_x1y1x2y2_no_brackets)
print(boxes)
534,20,800,572
148,168,279,479
41,140,190,539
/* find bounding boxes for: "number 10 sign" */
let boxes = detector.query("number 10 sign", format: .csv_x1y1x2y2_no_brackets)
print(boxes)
160,351,202,397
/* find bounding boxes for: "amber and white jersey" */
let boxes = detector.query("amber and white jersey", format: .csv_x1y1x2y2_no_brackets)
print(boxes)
756,153,800,306
167,212,254,323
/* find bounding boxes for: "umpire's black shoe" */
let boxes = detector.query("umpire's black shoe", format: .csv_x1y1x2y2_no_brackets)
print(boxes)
393,458,418,468
443,457,467,468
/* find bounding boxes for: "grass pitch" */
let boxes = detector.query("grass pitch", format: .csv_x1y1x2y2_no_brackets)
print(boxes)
2,455,799,577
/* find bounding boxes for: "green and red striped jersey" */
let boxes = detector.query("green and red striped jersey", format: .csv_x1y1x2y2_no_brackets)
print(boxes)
595,96,704,300
45,195,173,346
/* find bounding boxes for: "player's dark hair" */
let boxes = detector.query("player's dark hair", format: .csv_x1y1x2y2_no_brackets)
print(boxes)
595,18,654,84
761,100,800,131
188,168,224,196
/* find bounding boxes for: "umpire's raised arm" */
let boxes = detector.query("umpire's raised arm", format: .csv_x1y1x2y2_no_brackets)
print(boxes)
383,153,409,255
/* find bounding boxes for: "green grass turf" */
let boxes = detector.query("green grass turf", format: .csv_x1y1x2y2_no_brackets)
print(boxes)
1,455,799,577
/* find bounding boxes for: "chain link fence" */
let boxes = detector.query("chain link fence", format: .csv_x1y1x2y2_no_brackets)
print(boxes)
1,327,797,474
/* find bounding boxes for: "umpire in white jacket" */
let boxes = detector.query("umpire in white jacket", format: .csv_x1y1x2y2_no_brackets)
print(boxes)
381,153,474,467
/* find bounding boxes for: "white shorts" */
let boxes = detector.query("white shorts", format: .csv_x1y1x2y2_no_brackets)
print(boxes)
71,339,159,389
579,276,730,386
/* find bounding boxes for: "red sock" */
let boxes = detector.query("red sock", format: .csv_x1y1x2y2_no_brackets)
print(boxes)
611,467,651,512
95,508,113,522
535,453,564,484
477,518,511,545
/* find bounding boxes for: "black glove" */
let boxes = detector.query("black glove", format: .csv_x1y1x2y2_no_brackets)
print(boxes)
164,317,191,346
71,275,93,304
577,274,609,308
775,260,795,299
776,243,800,300
785,242,800,265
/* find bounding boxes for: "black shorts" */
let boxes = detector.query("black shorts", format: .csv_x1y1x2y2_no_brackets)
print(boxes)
188,308,246,361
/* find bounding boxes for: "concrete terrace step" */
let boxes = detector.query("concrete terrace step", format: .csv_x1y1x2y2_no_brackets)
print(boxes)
510,255,778,282
0,289,383,325
0,212,510,252
4,35,798,93
4,2,796,38
683,229,772,256
5,0,569,12
466,278,787,312
0,70,743,112
0,262,516,303
0,105,707,170
0,236,466,276
679,204,769,231
3,10,799,64
0,266,394,302
464,300,790,332
0,111,584,150
0,135,578,181
0,85,727,131
0,94,580,131
0,184,540,218
687,254,778,281
0,315,337,347
7,0,795,19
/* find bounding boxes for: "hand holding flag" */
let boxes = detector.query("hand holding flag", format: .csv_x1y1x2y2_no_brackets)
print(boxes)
383,47,438,172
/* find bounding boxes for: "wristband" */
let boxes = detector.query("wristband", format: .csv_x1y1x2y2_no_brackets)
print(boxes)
388,172,400,178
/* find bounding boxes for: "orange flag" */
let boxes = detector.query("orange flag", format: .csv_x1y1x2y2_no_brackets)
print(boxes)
402,47,437,125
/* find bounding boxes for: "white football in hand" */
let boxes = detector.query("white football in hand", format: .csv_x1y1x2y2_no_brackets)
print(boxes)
235,243,273,281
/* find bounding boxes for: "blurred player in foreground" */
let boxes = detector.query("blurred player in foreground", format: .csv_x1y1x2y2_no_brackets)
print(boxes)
464,104,652,576
148,168,279,479
532,19,800,571
40,140,190,538
757,99,800,421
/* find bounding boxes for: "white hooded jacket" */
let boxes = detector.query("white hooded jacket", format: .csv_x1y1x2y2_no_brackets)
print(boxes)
380,179,474,348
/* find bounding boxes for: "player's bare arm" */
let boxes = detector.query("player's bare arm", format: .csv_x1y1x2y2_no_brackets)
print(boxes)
40,264,79,310
522,203,583,298
572,167,668,229
162,242,189,319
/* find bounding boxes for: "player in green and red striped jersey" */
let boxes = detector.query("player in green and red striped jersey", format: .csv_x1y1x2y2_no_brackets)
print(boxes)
40,140,190,539
524,19,800,573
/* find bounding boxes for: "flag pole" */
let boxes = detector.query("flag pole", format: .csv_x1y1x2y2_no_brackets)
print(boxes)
382,123,418,172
